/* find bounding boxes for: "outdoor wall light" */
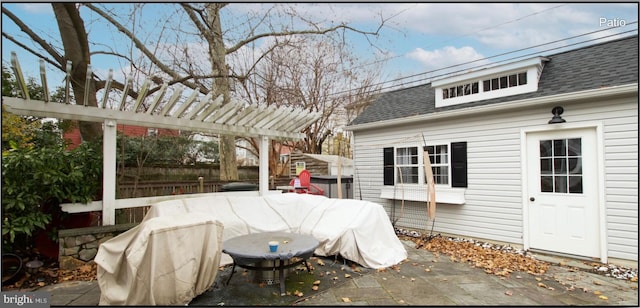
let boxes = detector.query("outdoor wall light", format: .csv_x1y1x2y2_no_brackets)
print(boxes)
548,106,566,124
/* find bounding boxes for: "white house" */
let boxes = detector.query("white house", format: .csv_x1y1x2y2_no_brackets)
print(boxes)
346,35,638,265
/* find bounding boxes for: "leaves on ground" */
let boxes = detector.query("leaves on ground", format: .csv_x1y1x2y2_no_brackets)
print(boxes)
410,236,549,277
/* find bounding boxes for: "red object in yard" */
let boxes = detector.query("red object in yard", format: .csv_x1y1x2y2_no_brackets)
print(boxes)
288,169,324,195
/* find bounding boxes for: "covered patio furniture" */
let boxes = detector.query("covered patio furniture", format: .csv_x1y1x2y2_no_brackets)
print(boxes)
95,213,224,305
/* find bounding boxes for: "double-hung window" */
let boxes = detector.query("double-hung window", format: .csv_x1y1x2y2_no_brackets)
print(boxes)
395,147,419,184
425,145,449,184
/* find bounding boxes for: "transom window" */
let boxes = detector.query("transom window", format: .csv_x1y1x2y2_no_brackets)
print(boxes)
483,72,527,92
539,138,583,193
442,82,479,100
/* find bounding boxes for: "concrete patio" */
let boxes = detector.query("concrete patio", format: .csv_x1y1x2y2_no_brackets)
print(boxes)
40,240,638,306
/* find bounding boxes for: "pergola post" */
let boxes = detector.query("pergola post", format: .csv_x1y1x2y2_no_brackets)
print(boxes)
259,135,269,195
102,119,117,225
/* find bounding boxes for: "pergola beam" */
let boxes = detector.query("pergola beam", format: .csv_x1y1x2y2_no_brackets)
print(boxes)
5,54,324,226
2,97,308,140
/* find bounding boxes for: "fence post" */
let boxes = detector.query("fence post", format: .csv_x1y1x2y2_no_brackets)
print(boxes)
102,119,117,225
198,176,204,193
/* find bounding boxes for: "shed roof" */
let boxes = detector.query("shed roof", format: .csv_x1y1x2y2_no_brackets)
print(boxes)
349,35,638,126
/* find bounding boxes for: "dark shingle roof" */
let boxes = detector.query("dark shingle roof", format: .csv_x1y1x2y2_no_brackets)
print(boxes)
350,35,638,126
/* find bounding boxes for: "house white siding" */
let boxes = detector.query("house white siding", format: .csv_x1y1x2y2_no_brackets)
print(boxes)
351,95,638,261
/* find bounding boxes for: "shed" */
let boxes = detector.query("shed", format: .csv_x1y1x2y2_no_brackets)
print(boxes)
289,152,353,177
346,35,638,265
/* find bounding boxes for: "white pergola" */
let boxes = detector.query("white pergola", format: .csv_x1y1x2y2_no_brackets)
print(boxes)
3,52,321,225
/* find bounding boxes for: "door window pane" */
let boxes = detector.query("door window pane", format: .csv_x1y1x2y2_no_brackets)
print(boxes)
568,138,581,156
568,157,581,174
554,158,567,174
540,158,552,174
541,176,553,192
569,176,583,193
539,138,583,194
554,176,567,193
540,140,552,157
553,139,566,156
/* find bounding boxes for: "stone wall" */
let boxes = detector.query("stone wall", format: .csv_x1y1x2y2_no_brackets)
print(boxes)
58,223,137,270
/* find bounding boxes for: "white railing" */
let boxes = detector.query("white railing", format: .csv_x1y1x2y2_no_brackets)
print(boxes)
60,190,281,214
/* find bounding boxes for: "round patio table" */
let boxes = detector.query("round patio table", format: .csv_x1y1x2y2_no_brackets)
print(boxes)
222,231,319,296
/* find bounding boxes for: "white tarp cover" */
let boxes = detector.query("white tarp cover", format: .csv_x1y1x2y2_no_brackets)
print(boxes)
141,193,407,269
95,213,224,306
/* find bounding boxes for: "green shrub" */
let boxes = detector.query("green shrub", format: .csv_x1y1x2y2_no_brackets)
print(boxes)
2,141,101,248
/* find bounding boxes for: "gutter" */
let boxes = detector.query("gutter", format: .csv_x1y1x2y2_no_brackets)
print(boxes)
345,83,638,132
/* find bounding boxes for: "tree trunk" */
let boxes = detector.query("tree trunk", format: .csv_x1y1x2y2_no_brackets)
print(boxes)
52,3,102,142
205,4,238,181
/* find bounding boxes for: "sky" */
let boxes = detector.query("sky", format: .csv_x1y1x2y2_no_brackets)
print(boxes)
1,2,638,95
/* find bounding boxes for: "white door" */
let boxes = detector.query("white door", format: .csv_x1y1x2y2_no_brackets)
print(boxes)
526,128,600,258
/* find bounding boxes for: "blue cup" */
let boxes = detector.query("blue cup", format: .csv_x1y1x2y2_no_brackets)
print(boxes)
268,241,279,252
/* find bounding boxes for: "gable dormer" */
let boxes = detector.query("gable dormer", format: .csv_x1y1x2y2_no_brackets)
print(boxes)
432,57,549,108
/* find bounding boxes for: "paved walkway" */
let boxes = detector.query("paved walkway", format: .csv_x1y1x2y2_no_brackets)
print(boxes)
36,240,638,306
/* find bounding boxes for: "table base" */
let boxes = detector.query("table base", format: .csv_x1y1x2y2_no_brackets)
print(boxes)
226,258,312,296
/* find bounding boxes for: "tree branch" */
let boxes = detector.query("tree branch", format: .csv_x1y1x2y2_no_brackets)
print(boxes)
1,32,63,71
2,6,65,66
225,23,381,55
85,3,202,92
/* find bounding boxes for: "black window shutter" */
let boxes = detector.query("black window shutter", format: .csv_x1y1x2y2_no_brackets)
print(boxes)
451,142,467,187
383,147,394,185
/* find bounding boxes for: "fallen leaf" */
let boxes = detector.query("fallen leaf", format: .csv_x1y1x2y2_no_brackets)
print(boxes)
599,295,608,300
317,259,325,266
537,282,547,288
593,291,602,295
535,277,542,282
313,280,321,285
342,297,352,303
593,280,602,285
505,291,513,296
424,268,431,272
344,274,351,278
312,285,319,291
79,264,92,273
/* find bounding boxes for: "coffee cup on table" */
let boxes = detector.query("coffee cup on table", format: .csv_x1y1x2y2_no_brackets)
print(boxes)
269,241,279,252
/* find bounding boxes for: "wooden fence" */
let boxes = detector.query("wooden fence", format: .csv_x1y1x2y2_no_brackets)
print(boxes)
113,178,291,224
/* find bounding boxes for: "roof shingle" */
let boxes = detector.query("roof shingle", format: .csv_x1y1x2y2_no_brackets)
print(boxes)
350,35,638,126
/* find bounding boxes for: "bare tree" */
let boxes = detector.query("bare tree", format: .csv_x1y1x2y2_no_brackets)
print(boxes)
3,3,390,180
89,3,389,180
2,4,105,141
232,35,381,176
